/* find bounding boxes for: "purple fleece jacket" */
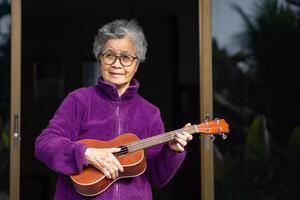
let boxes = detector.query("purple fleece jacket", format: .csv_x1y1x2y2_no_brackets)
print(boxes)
35,78,186,200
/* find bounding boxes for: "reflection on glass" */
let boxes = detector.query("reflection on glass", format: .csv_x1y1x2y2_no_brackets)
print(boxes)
0,0,10,199
213,0,300,199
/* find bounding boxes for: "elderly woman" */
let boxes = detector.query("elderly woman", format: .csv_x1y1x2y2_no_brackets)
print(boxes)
35,19,192,200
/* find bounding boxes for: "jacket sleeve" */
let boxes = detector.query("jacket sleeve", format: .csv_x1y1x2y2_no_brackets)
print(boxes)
145,110,187,189
35,91,88,175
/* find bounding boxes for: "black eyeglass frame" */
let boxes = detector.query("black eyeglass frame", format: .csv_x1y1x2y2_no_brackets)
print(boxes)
100,53,138,67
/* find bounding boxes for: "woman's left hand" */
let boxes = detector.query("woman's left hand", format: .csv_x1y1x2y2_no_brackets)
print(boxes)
168,123,193,152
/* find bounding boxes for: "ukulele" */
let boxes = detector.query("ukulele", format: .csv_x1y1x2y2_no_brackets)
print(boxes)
70,119,229,196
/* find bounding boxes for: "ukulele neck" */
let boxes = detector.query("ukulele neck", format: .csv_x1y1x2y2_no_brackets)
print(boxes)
125,126,198,153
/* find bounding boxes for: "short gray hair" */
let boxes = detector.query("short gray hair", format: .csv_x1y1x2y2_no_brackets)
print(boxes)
93,19,148,63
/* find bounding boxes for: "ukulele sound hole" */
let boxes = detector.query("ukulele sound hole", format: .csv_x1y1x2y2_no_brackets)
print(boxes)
115,145,128,156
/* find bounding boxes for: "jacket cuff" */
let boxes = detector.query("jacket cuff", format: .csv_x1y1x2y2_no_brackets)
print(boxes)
74,143,88,172
163,143,187,162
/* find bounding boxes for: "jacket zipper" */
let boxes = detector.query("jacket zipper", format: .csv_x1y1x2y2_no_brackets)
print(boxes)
116,105,121,135
115,100,121,199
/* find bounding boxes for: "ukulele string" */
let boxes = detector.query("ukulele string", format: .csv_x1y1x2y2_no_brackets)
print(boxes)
114,126,196,155
114,133,175,156
127,126,196,150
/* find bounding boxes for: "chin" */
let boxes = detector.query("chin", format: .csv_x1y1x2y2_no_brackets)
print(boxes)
103,75,130,87
110,80,128,87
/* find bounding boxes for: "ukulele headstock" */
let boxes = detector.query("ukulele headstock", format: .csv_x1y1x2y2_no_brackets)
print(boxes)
196,118,229,140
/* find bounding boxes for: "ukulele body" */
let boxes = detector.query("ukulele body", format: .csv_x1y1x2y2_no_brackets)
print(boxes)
70,133,146,196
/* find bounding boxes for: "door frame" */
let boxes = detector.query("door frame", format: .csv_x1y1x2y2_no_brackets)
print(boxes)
10,0,21,199
199,0,214,199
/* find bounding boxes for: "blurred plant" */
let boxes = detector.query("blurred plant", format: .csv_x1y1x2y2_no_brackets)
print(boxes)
213,0,300,199
233,0,300,144
0,114,9,193
215,115,300,199
0,0,10,196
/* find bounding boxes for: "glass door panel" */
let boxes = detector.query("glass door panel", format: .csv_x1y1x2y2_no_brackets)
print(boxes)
0,0,11,199
212,0,300,199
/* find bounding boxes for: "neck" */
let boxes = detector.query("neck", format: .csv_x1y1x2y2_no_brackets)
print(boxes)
116,83,130,96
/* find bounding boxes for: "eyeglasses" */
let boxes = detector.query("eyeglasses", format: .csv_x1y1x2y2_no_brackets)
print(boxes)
100,53,138,67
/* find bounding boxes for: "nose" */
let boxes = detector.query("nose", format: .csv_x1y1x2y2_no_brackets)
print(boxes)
112,57,123,68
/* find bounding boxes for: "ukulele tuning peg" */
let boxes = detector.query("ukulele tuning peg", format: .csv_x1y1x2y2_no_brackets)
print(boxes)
220,133,227,140
210,135,215,141
204,114,210,123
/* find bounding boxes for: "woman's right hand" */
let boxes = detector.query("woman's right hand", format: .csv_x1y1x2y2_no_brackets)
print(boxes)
84,147,124,179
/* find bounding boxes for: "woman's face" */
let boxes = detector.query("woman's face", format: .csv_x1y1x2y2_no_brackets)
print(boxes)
100,36,138,89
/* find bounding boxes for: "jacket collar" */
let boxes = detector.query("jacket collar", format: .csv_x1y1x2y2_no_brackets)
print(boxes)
97,77,139,102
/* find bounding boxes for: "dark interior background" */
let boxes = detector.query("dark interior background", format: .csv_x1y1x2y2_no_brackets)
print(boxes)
20,0,201,199
2,0,299,199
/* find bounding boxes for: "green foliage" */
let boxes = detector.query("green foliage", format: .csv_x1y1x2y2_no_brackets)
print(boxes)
216,114,300,199
214,1,300,198
0,115,9,192
244,115,269,161
286,125,300,161
0,120,9,149
216,115,270,199
233,0,300,144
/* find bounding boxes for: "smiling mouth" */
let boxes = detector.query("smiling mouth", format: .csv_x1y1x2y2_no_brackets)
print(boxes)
109,72,124,76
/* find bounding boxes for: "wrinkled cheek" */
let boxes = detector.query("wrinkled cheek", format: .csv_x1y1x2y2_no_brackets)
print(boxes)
101,71,110,82
127,71,136,80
